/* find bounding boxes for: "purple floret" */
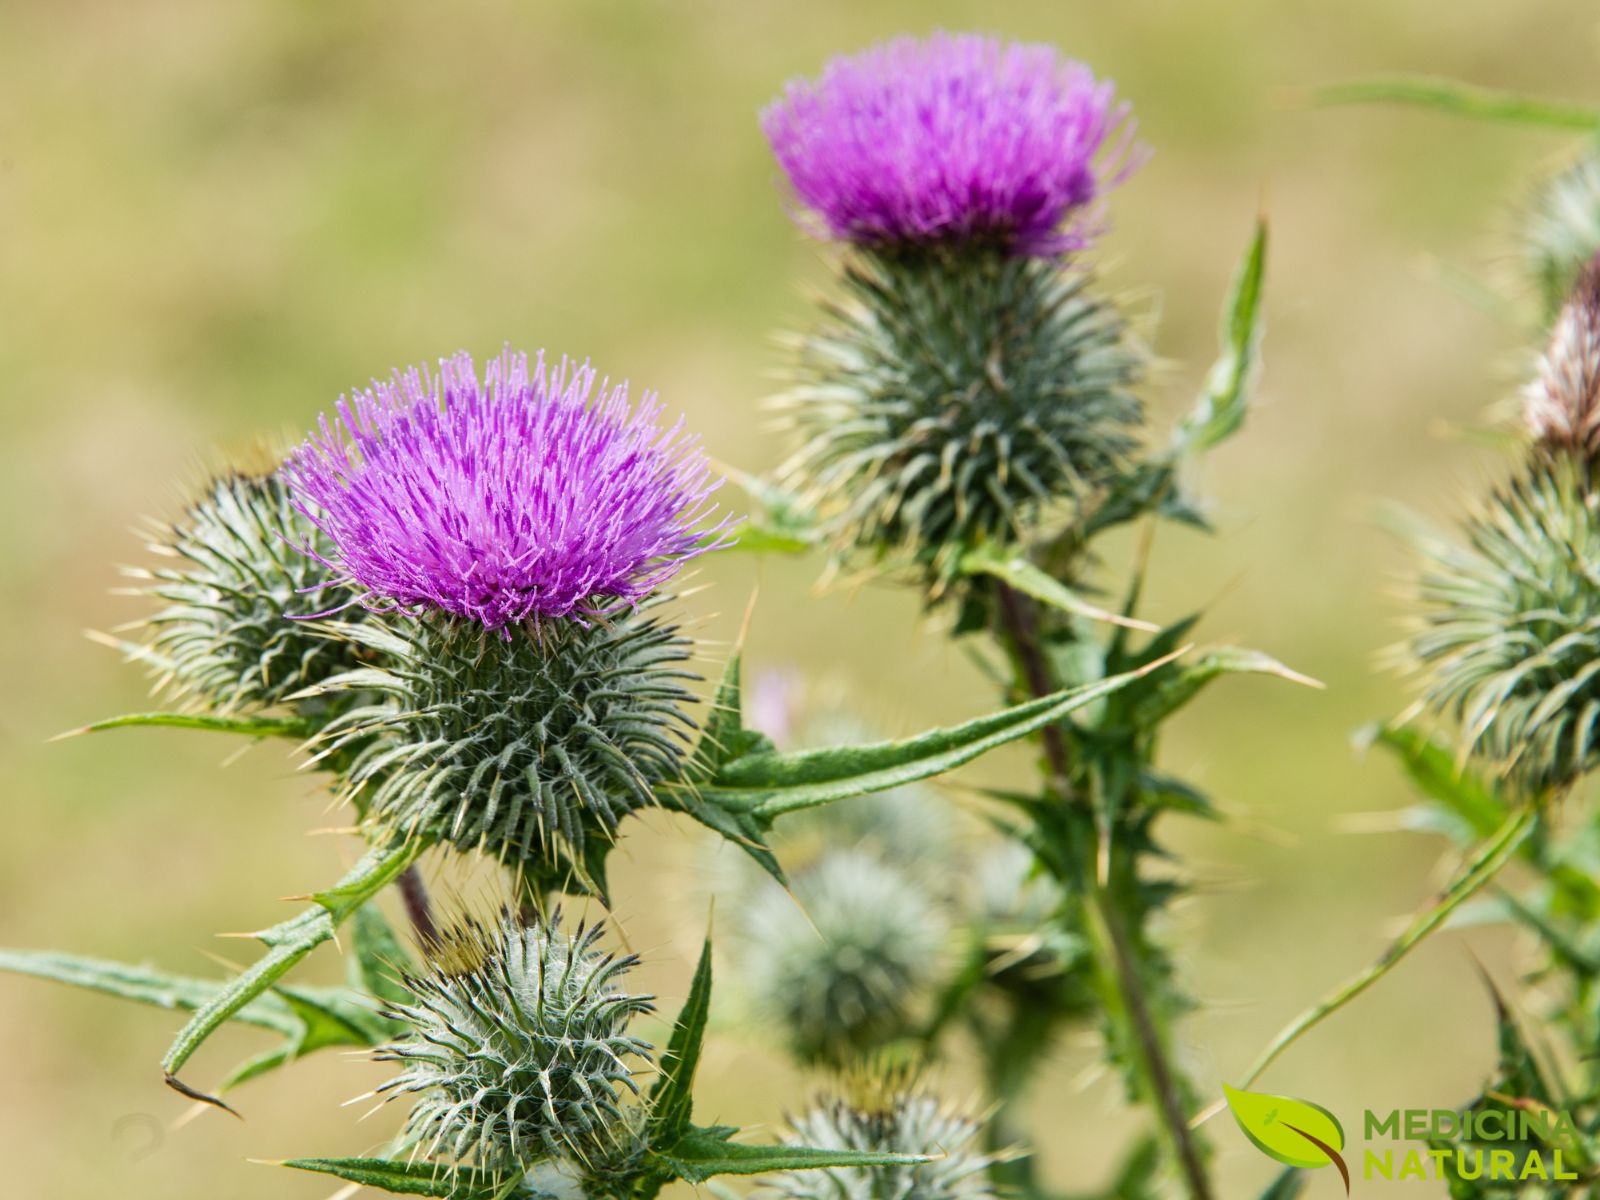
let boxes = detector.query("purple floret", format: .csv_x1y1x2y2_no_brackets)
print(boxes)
286,349,726,630
761,32,1140,255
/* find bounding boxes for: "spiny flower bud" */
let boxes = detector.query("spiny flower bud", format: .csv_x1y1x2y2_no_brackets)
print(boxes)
285,348,726,632
763,1090,998,1200
762,32,1138,256
128,469,366,712
776,249,1142,563
316,603,696,873
1524,254,1600,458
1410,457,1600,796
375,909,654,1177
736,849,947,1065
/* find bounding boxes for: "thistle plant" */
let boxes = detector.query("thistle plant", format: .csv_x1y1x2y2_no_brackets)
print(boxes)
1219,75,1600,1197
764,33,1142,571
5,294,1171,1200
732,30,1308,1200
4,28,1327,1200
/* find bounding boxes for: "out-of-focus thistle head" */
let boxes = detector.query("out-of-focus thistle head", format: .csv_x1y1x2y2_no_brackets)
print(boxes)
762,32,1137,256
736,849,946,1065
287,349,721,879
375,909,654,1179
315,601,697,876
776,250,1143,565
763,1089,997,1200
1410,455,1600,797
1524,253,1600,460
285,348,725,631
1523,147,1600,321
128,468,366,712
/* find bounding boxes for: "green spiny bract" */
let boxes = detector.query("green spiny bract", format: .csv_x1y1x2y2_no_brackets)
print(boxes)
1411,457,1600,796
1524,146,1600,322
375,910,654,1178
127,470,366,713
736,849,947,1066
776,245,1142,571
314,605,697,876
763,1091,997,1200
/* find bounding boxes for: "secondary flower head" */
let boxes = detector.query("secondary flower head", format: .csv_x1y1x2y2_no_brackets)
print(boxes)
287,349,724,630
376,909,654,1176
764,1088,998,1200
762,32,1138,255
130,468,367,712
1410,457,1600,797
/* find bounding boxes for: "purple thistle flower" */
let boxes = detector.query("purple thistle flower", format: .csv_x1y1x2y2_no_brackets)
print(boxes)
761,32,1141,256
286,349,726,630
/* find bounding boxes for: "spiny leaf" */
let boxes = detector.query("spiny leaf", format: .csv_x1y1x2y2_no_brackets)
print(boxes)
1133,646,1322,727
280,1156,503,1198
0,949,300,1035
654,1125,930,1183
52,711,311,741
162,837,422,1104
1315,76,1600,131
1222,1084,1345,1172
958,543,1158,631
689,652,773,780
649,936,713,1143
272,985,389,1052
1173,218,1269,456
678,657,1180,821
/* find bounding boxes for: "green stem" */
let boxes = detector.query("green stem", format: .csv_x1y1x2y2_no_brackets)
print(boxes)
1241,804,1537,1088
991,581,1214,1200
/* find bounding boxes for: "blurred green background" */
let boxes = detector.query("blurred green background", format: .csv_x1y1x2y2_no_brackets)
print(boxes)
3,1,1596,1196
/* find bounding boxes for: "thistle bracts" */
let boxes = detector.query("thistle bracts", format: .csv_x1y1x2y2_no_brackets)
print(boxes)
776,246,1142,568
764,1090,998,1200
1410,458,1600,796
313,603,697,877
375,909,654,1177
1411,261,1600,797
129,469,365,712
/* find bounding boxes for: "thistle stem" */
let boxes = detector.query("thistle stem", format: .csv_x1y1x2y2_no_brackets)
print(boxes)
396,865,439,947
990,581,1214,1200
992,581,1073,791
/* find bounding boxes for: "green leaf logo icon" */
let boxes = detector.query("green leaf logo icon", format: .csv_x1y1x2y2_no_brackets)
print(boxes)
1222,1083,1349,1193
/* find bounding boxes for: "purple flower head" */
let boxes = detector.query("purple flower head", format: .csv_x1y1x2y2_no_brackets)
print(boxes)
286,349,726,631
761,32,1141,256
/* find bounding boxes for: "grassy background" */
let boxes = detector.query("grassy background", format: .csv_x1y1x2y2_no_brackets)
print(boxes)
2,2,1597,1196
